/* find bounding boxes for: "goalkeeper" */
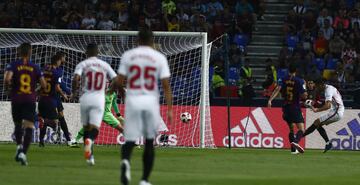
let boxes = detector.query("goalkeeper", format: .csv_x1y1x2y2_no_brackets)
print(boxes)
71,84,124,146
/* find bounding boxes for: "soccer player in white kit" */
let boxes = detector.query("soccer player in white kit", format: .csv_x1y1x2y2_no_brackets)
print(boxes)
117,28,173,185
293,78,344,153
72,43,117,165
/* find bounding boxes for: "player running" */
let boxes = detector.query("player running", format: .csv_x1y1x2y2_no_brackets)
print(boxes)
117,28,173,185
292,78,344,153
268,63,307,154
71,43,117,165
4,42,47,165
38,54,69,147
71,84,125,146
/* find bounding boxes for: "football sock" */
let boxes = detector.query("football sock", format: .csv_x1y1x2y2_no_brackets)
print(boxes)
317,126,330,143
88,128,99,141
304,124,317,136
14,123,23,145
59,117,71,141
288,133,295,152
142,139,155,181
39,125,47,143
76,128,85,142
295,130,304,143
121,141,136,160
23,128,33,154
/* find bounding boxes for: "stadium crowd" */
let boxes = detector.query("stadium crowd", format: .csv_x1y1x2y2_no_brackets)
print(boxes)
0,0,264,41
280,0,360,86
1,0,359,105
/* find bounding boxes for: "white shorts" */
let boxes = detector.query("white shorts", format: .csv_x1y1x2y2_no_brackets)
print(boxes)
319,108,344,125
124,96,160,141
80,94,105,128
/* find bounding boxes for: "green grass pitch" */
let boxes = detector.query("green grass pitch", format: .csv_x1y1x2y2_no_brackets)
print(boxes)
0,143,359,185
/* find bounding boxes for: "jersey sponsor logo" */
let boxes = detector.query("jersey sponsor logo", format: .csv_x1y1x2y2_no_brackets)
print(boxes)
222,108,284,148
331,113,360,150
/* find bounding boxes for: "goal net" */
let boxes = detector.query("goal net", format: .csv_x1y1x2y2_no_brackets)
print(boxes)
0,28,215,148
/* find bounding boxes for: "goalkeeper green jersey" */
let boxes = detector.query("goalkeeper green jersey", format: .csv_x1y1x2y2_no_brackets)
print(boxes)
104,91,120,115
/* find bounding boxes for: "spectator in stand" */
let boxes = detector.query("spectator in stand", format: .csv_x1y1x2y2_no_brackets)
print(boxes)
342,44,357,61
207,0,224,22
81,11,97,30
333,8,350,29
250,0,266,20
66,13,81,29
317,8,333,29
143,0,162,30
307,62,322,81
128,1,141,30
349,22,360,52
162,0,177,15
336,21,351,42
238,58,255,105
211,65,225,97
211,17,225,40
115,2,129,29
233,27,249,55
191,12,209,32
321,19,334,40
302,11,317,32
313,30,328,57
293,0,307,18
97,2,112,21
176,7,189,24
164,12,180,32
221,6,235,33
262,58,278,98
286,28,299,52
235,0,257,30
236,9,254,37
329,33,346,59
97,15,114,30
190,0,208,15
283,10,300,36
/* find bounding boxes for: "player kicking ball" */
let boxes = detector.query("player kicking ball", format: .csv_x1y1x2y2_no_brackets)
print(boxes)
71,84,125,146
72,43,117,165
38,54,69,147
117,28,173,185
5,43,47,165
292,78,344,153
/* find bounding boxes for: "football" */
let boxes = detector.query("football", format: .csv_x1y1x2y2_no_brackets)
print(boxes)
180,112,192,123
304,99,313,108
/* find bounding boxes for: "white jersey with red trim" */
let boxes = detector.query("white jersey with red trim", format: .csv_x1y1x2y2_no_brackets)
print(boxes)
117,46,170,98
324,85,344,113
74,56,117,98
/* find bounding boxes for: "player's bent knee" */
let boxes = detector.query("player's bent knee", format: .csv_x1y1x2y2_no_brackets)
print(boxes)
314,119,321,127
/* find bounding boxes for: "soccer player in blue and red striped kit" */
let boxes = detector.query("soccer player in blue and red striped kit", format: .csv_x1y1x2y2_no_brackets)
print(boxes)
267,63,308,154
38,54,69,147
4,43,47,165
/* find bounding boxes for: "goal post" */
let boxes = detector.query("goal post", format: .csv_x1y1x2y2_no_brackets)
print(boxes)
0,28,215,148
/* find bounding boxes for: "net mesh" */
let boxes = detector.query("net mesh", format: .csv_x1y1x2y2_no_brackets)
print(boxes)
0,30,215,148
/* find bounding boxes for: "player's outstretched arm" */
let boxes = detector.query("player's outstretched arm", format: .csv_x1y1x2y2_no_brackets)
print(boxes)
268,85,281,108
162,78,173,124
